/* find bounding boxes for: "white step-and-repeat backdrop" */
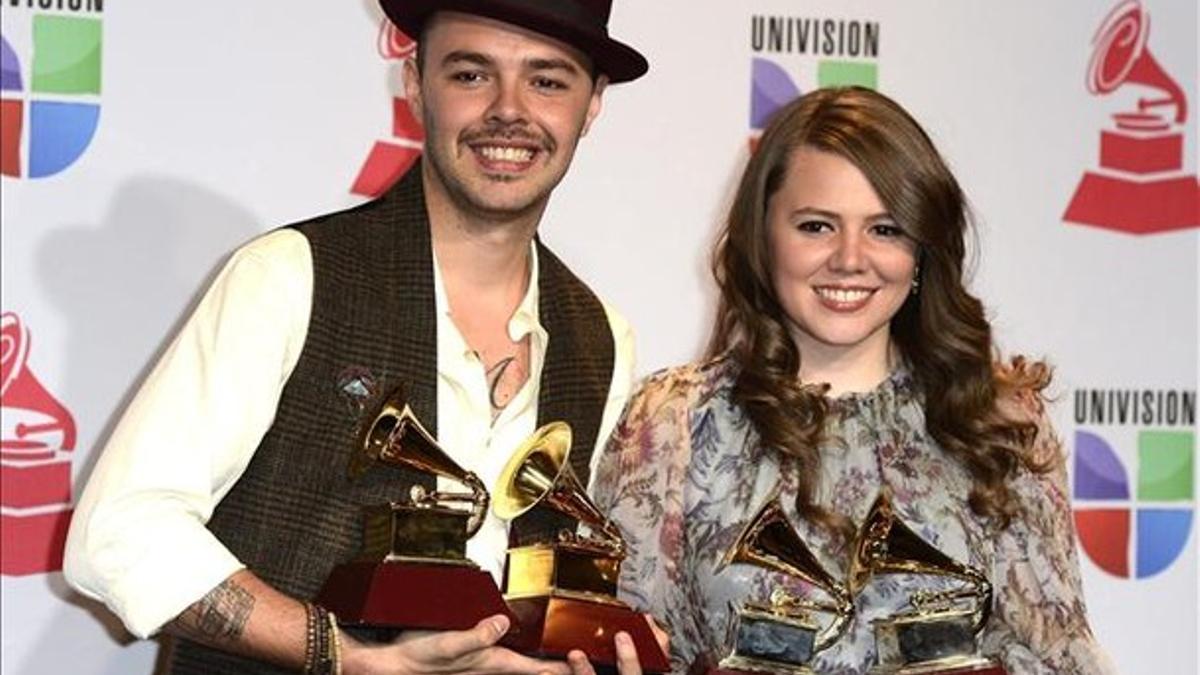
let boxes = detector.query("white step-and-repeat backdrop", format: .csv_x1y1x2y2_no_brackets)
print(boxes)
2,1,1196,673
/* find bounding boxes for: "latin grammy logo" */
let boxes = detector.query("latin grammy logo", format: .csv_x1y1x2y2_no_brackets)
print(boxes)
378,19,417,60
351,17,425,197
1063,0,1199,234
0,312,77,576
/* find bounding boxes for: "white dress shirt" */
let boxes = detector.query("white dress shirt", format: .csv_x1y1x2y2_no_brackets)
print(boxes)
63,229,635,639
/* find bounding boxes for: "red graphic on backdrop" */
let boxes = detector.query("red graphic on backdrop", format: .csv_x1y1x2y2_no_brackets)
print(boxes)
351,19,424,197
1063,0,1199,234
0,99,22,177
1,312,76,576
378,20,417,60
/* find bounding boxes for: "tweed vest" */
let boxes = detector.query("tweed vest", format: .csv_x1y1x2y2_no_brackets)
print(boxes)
169,165,616,673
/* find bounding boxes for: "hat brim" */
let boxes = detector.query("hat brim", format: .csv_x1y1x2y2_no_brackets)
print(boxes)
380,0,648,83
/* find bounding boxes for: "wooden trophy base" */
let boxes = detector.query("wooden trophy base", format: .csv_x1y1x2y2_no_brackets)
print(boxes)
501,595,670,673
315,561,515,630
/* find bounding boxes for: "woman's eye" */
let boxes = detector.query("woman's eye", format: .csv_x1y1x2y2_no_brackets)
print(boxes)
796,220,831,233
872,223,906,238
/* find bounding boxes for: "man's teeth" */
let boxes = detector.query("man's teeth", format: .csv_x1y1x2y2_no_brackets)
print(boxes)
817,288,871,303
479,146,534,162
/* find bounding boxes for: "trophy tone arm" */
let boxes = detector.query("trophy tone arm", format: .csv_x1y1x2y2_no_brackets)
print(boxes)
408,472,490,538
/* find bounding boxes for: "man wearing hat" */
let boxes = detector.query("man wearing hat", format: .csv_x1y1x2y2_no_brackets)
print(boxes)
64,1,653,673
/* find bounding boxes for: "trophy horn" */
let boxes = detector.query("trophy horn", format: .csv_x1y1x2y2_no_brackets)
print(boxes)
1087,0,1186,123
494,421,622,553
850,492,992,633
718,486,854,651
351,387,489,536
1,312,77,458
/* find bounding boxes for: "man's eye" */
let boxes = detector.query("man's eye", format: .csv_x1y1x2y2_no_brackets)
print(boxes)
451,71,485,84
533,77,567,90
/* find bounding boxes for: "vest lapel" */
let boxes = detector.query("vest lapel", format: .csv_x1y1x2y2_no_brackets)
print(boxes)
376,164,439,435
535,241,615,487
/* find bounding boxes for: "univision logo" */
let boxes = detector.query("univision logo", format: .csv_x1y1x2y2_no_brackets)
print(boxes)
748,14,879,146
1,11,102,179
1073,424,1194,579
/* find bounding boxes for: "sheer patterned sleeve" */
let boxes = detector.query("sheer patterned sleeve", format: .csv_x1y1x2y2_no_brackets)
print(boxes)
592,368,705,674
984,389,1118,674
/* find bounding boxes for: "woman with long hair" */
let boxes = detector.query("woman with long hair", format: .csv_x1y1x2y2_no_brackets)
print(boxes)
593,87,1113,673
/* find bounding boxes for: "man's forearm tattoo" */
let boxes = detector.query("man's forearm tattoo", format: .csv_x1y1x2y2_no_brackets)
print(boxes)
175,578,255,643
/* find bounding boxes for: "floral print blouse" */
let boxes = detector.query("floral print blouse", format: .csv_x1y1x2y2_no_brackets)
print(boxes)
592,357,1115,674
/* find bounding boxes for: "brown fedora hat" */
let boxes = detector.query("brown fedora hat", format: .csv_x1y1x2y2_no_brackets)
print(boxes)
379,0,648,83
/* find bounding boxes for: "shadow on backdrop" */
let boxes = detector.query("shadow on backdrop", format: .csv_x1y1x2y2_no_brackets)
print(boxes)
28,174,261,674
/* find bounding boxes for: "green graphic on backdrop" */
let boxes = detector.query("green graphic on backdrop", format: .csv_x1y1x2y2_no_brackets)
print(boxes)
31,15,102,95
1138,431,1195,501
817,60,877,88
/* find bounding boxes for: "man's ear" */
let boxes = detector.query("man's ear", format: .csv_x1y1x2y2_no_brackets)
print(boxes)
403,56,424,121
580,73,609,137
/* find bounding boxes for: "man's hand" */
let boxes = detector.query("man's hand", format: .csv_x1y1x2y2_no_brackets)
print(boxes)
341,614,573,675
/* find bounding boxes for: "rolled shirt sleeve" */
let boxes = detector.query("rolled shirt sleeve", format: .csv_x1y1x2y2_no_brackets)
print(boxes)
63,229,312,638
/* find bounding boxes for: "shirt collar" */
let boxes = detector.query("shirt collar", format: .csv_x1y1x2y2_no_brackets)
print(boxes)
509,241,542,341
432,240,545,356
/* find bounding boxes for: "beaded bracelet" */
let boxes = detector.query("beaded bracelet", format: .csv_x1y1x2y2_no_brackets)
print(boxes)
303,603,342,675
303,603,319,674
329,611,343,675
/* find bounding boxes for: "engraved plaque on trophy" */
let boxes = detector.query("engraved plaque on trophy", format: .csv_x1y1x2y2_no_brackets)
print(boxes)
849,493,1007,675
315,388,515,630
708,487,854,675
493,422,671,673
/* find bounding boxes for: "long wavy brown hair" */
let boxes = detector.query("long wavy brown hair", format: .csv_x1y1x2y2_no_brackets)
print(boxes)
708,87,1051,541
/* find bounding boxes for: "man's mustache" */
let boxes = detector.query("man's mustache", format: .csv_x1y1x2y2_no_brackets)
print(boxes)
461,125,555,153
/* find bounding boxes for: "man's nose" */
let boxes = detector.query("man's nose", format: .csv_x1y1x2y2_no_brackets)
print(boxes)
485,79,529,125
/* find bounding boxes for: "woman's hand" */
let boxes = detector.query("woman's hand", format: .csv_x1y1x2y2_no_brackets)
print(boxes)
565,615,670,675
566,632,642,675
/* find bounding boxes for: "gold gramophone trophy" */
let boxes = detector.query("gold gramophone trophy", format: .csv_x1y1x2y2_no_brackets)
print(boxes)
849,493,1005,675
315,389,515,630
493,422,671,672
708,487,854,675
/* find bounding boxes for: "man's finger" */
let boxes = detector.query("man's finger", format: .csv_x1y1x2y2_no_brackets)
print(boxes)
614,632,642,675
429,614,511,661
477,646,574,675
